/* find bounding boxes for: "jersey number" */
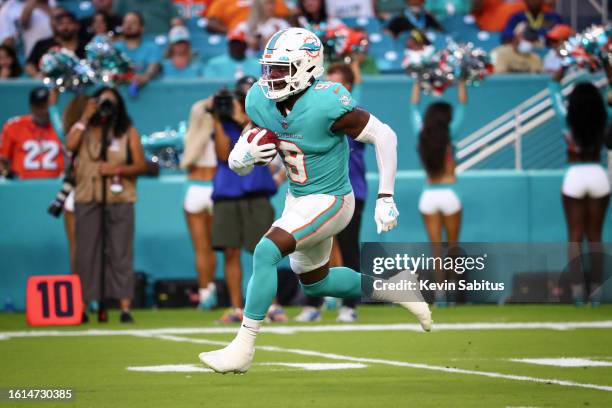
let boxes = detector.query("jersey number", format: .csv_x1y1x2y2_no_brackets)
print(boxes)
278,141,308,184
23,140,60,170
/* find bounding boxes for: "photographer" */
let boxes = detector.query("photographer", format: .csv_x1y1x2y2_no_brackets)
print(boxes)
209,76,286,323
66,87,147,323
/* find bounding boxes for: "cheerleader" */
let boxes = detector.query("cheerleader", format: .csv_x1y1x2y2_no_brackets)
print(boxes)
550,69,610,305
180,99,218,310
410,80,467,304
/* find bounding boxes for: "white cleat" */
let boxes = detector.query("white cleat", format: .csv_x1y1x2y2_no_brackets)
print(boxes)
398,301,433,332
198,339,255,374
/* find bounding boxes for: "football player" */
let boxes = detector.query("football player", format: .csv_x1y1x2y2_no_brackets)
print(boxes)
199,27,431,374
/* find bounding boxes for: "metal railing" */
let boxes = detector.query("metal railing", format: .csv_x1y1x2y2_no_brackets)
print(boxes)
558,0,609,29
456,73,607,172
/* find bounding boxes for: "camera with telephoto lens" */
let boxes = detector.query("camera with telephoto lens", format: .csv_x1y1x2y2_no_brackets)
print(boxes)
48,156,76,217
208,88,235,120
48,174,75,217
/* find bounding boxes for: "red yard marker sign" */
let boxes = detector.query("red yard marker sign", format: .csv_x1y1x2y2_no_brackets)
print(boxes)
26,275,83,326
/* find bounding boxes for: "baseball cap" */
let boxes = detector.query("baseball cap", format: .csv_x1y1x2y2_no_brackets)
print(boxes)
29,87,49,106
228,26,247,43
235,76,257,98
168,25,190,44
546,24,574,41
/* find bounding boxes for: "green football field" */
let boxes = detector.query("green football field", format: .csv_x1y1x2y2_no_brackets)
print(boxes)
1,305,612,407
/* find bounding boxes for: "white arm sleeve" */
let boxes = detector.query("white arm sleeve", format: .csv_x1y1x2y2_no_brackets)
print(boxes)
355,113,397,195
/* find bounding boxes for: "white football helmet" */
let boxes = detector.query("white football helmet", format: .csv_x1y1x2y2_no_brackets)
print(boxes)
258,27,325,101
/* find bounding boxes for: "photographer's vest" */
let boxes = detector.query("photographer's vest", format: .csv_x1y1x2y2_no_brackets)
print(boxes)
75,127,137,204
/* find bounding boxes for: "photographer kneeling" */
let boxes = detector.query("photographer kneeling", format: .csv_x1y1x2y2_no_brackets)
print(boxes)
66,87,147,323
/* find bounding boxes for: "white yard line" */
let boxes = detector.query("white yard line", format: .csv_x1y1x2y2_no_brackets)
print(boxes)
126,362,367,373
151,334,612,393
2,320,612,339
511,358,612,367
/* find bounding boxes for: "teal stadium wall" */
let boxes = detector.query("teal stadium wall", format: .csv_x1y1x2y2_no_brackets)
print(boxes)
2,172,612,309
1,76,610,309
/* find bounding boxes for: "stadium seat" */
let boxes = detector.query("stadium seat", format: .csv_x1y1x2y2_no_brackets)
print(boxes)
185,17,208,33
341,17,382,33
192,33,228,62
61,0,94,19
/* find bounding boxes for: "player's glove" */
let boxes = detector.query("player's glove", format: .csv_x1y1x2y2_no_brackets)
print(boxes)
228,128,277,175
375,196,399,234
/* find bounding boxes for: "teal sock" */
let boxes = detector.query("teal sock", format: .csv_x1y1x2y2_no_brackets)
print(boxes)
244,238,283,320
301,267,363,299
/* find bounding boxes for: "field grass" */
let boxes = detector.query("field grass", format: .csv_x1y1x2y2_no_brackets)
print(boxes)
1,305,612,407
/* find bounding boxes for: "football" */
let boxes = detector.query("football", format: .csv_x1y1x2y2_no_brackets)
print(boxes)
246,127,280,148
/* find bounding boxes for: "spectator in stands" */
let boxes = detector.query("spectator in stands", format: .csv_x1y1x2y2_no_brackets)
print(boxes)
411,79,467,305
79,0,123,42
66,86,147,323
501,0,561,44
0,87,65,179
26,10,86,78
473,0,525,32
203,27,260,79
247,0,290,51
89,12,114,38
295,62,367,323
543,24,573,74
114,0,182,34
325,0,375,19
293,0,343,29
209,76,285,323
386,0,444,37
0,44,23,79
180,93,217,310
491,23,542,73
205,0,289,34
0,0,56,59
161,25,203,78
549,69,610,306
115,12,162,86
404,26,434,57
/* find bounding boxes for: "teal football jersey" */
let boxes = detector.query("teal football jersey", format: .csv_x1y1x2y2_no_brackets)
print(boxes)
246,79,356,197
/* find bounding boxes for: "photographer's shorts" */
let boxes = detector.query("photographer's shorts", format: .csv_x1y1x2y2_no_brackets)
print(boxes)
212,195,274,253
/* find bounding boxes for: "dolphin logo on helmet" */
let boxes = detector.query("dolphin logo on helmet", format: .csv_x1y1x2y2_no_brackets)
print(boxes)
258,28,325,102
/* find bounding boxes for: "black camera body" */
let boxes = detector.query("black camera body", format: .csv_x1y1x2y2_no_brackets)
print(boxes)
209,88,235,120
91,98,117,125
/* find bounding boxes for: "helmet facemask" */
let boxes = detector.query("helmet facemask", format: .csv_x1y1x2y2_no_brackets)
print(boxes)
259,59,317,102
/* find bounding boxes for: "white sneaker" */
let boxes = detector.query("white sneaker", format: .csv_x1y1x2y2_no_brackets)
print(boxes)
336,306,357,323
294,306,322,322
398,301,432,332
198,338,255,374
